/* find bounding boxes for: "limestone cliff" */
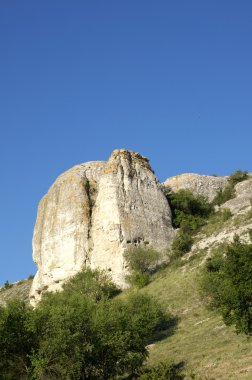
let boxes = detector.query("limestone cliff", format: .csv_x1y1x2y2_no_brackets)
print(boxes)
163,173,228,201
30,150,175,305
221,178,252,214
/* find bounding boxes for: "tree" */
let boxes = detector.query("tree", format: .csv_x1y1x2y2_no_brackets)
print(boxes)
124,246,162,287
0,269,168,379
200,236,252,335
0,299,35,379
167,189,213,230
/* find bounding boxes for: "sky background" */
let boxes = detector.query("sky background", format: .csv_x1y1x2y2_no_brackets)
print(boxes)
0,1,252,284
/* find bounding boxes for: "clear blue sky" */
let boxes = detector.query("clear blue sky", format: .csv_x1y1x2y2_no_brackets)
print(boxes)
1,1,252,284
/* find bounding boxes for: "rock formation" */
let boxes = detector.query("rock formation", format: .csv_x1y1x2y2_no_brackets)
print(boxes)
221,178,252,214
163,173,228,202
30,150,175,305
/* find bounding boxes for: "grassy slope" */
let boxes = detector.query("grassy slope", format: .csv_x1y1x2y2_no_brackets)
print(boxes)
0,278,33,306
141,259,252,379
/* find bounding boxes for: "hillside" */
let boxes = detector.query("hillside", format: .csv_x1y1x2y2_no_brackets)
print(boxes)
143,259,252,379
1,211,252,378
0,278,33,306
1,169,252,378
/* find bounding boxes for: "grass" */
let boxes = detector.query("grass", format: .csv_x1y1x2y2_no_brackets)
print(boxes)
137,258,252,379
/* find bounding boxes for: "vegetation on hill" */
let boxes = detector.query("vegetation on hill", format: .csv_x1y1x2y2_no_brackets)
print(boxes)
1,169,251,379
200,235,252,335
165,189,213,258
212,169,248,206
124,246,163,287
0,268,182,380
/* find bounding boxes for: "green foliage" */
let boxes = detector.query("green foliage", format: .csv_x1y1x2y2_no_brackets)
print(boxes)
0,269,168,379
127,272,150,287
4,280,13,290
171,232,193,259
200,237,252,335
0,299,35,379
61,267,120,301
212,170,248,206
124,246,162,287
212,185,235,206
124,246,161,274
220,208,232,221
165,189,213,259
168,189,213,230
249,229,252,243
137,361,184,379
228,169,248,186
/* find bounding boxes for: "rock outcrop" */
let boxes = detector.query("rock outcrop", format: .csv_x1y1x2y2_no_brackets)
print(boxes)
221,178,252,214
163,173,228,202
30,150,175,305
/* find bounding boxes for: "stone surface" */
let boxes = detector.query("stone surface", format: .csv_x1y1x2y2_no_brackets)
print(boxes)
221,178,252,214
30,150,175,305
90,150,175,287
30,161,106,305
163,173,228,201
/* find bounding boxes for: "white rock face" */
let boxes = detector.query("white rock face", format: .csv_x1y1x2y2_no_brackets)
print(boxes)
30,162,106,305
163,173,228,202
90,150,175,287
30,150,174,305
221,178,252,214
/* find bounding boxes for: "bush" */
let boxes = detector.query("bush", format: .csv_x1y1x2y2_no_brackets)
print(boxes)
3,280,13,289
0,299,35,379
62,267,120,301
167,189,213,230
199,237,252,334
127,272,150,287
212,185,235,206
137,361,184,379
171,232,193,258
164,189,213,259
228,170,248,186
0,269,169,379
124,246,162,287
124,246,161,274
212,170,248,206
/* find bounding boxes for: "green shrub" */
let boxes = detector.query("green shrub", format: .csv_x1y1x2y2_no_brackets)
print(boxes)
124,246,162,287
3,280,13,289
221,208,232,221
212,170,248,206
212,185,235,206
171,232,193,258
124,246,161,274
126,272,150,288
248,229,252,242
137,361,184,379
0,268,169,379
164,189,214,259
228,169,248,186
167,189,213,229
62,267,120,301
199,237,252,335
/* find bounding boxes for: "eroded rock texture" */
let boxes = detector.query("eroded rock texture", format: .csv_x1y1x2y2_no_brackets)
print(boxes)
163,173,228,202
30,150,174,305
221,178,252,214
